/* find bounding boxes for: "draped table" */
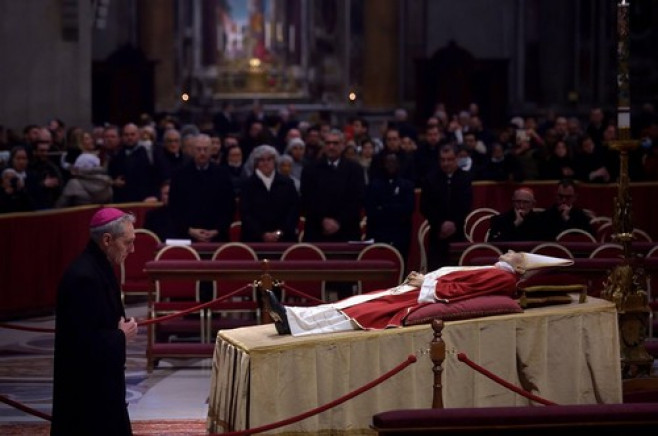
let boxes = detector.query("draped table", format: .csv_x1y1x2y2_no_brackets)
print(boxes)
207,295,622,435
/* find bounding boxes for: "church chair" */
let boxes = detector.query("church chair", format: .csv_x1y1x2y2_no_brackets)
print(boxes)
458,243,502,266
469,215,494,243
596,221,615,243
590,216,612,235
280,243,328,304
207,243,260,339
148,244,206,371
418,222,431,274
360,216,368,241
229,220,242,242
463,208,498,243
120,228,161,303
556,228,597,243
530,242,575,259
633,228,652,242
297,216,306,242
586,243,625,297
589,243,624,259
356,243,405,294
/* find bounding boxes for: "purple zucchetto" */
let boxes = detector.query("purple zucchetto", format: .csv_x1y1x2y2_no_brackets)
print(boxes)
89,207,127,228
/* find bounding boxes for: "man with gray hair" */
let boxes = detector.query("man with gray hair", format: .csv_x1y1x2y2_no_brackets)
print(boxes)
300,128,365,244
51,207,138,435
169,133,236,242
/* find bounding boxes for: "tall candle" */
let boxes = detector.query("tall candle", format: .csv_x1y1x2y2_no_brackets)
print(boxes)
289,26,295,53
265,22,271,49
616,0,631,131
276,22,283,42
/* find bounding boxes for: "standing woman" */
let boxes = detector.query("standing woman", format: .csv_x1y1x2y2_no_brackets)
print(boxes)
239,144,300,242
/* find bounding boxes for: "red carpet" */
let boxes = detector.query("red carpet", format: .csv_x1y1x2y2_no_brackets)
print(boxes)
0,419,207,435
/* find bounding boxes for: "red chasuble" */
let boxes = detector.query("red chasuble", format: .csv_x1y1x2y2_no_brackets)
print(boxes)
342,267,517,330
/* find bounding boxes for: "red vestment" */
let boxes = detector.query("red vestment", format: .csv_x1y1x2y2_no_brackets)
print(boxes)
342,267,517,330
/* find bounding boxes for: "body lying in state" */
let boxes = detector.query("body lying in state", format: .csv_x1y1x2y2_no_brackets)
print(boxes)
265,251,573,336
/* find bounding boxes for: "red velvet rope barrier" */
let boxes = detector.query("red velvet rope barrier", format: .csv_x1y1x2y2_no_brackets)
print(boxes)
0,353,418,427
456,352,557,406
210,354,418,436
0,283,254,332
0,323,55,333
278,283,325,304
0,394,52,421
137,283,253,327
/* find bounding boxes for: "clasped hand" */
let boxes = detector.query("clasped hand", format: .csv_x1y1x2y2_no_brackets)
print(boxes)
118,317,138,341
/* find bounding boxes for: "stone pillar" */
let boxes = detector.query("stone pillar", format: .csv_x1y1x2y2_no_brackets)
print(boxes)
362,0,399,108
138,0,178,112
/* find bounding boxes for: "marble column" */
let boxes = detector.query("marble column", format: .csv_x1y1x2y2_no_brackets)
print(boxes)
138,0,178,112
362,0,400,108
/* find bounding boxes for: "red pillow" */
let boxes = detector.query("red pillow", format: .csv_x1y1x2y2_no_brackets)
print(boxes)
403,295,523,326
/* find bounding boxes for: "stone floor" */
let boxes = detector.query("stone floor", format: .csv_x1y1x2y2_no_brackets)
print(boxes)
0,302,212,426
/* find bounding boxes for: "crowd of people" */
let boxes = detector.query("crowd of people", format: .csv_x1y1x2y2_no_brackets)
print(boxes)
2,101,657,267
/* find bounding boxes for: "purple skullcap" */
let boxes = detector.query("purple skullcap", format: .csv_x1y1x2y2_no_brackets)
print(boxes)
89,207,127,228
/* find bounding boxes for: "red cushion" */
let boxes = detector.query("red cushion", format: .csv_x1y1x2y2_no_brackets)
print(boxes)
403,295,522,326
517,270,587,290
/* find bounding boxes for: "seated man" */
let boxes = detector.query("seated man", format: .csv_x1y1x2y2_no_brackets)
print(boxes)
489,187,544,242
266,251,573,336
539,178,595,240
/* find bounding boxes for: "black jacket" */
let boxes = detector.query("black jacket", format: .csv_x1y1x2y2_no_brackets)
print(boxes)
539,204,595,240
51,241,132,436
239,173,300,242
489,209,544,242
300,158,365,242
169,161,236,241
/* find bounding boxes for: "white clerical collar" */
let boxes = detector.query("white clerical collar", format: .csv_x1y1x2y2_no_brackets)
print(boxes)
256,168,275,190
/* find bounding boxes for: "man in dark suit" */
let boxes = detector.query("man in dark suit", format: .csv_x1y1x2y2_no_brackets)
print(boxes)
420,144,473,270
51,207,138,436
489,187,544,242
300,129,365,243
540,178,595,240
143,180,177,241
108,123,159,203
169,134,236,242
365,152,415,261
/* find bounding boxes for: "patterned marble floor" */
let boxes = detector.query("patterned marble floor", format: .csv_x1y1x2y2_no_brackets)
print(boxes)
0,302,212,427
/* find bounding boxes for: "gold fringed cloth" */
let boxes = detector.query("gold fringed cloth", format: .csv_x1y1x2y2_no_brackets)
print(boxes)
207,295,622,435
